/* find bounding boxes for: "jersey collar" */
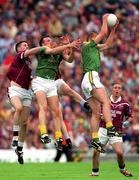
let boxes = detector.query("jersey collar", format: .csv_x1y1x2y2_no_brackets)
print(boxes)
110,95,122,103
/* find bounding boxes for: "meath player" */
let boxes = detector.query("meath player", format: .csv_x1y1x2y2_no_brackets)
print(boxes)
32,36,81,150
81,14,119,152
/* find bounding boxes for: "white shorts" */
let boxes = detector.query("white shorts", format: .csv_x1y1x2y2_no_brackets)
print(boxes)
55,79,66,95
81,71,104,99
8,86,32,107
32,76,57,97
99,127,123,145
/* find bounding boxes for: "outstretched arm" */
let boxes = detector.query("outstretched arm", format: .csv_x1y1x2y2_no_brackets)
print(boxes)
24,46,46,58
45,39,81,55
93,14,109,44
97,21,119,51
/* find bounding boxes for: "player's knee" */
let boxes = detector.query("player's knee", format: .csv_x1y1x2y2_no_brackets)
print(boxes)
15,105,23,113
39,104,47,112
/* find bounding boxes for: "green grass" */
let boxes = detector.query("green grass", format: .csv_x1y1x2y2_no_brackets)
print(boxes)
0,162,138,180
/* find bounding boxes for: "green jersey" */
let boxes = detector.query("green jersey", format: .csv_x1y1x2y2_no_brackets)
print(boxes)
36,48,62,79
81,40,100,73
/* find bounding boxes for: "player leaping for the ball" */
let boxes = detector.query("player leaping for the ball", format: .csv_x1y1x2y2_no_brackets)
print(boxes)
7,41,49,164
81,14,119,153
32,37,81,151
54,34,91,150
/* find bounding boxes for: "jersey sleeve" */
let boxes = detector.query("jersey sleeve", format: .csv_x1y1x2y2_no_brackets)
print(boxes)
124,103,132,120
39,47,46,54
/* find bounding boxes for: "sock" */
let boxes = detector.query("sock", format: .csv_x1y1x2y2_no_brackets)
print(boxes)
55,131,62,140
63,132,70,140
92,168,99,173
106,121,113,128
80,99,86,107
92,132,99,142
17,141,23,152
13,125,19,140
39,124,47,135
119,164,125,171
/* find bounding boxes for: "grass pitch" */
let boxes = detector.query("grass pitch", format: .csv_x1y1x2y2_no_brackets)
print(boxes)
0,162,138,180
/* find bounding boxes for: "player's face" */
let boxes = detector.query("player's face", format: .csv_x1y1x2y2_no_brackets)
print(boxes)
19,42,29,51
112,84,122,97
51,40,57,48
60,35,70,44
43,37,52,47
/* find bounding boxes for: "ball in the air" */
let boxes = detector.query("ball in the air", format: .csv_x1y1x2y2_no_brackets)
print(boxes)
107,14,117,27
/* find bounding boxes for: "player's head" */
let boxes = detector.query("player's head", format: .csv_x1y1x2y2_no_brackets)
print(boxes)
39,36,52,47
60,34,71,45
15,41,28,52
112,83,122,97
87,32,97,41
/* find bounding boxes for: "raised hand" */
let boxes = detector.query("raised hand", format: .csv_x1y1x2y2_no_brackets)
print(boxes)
70,39,82,49
103,13,109,20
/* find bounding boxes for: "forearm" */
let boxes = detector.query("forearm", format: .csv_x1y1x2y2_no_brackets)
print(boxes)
105,29,115,47
65,49,74,62
94,17,108,44
100,17,108,36
24,47,45,57
47,44,72,54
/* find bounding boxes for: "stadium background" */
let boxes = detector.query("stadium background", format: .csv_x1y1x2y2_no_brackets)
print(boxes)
0,0,139,163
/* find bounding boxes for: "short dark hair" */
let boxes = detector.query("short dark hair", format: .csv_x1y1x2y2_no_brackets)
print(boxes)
87,32,97,41
15,41,27,52
39,35,51,46
39,37,45,46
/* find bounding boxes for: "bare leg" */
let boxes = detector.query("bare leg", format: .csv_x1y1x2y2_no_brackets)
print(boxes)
91,88,112,124
90,150,100,176
88,97,101,140
47,96,62,139
11,97,23,143
35,91,48,135
112,142,125,169
60,84,83,103
112,142,133,176
18,106,30,143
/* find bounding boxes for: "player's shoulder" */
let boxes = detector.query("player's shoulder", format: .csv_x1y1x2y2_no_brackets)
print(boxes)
120,97,130,106
83,40,96,45
16,51,26,59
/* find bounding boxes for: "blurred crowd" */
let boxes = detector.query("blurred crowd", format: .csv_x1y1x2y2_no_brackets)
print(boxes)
0,0,139,157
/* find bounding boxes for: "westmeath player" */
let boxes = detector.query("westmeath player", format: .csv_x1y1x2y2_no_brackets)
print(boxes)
90,83,133,177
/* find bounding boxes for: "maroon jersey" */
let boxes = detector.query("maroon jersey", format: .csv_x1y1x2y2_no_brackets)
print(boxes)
55,69,62,80
100,96,132,132
7,51,32,89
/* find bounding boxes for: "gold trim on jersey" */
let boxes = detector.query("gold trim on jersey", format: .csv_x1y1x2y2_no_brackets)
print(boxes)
83,41,91,45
